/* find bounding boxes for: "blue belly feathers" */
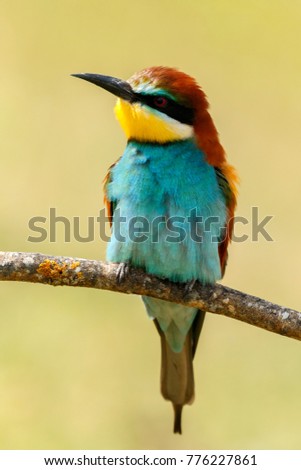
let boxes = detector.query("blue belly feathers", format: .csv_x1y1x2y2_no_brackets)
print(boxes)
106,139,226,352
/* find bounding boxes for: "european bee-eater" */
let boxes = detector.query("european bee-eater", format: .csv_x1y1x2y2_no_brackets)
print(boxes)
73,67,238,434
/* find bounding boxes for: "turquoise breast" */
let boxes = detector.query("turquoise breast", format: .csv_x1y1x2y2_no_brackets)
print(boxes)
106,139,226,284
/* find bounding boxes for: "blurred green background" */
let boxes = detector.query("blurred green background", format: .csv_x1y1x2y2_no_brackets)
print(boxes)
0,0,300,450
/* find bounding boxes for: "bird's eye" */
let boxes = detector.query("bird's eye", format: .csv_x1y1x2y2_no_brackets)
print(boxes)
153,96,168,108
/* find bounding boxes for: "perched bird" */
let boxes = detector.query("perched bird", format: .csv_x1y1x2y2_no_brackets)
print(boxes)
73,67,238,434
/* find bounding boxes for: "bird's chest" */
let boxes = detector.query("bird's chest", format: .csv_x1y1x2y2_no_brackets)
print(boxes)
108,141,220,212
108,144,180,212
106,141,226,283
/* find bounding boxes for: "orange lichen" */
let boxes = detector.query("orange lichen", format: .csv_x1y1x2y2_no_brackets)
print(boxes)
70,261,80,270
37,259,83,282
71,261,83,278
37,259,68,279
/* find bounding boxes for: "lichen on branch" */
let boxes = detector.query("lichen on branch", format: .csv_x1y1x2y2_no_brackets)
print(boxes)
0,251,300,341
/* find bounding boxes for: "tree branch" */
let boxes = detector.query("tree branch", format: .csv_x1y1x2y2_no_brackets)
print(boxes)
0,251,300,341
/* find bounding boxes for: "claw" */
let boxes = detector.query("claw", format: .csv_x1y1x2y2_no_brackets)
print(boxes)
184,279,196,296
116,262,129,283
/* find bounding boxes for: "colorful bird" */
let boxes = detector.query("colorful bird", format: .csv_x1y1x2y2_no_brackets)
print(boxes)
73,67,238,434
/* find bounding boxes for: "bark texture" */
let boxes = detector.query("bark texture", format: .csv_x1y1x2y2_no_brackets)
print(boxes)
0,251,300,341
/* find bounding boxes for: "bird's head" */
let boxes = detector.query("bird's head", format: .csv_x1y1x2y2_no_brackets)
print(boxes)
73,66,226,166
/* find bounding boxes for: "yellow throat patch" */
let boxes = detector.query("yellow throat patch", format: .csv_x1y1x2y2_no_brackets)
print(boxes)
114,98,193,143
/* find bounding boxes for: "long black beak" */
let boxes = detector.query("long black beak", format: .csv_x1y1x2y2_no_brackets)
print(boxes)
71,73,134,102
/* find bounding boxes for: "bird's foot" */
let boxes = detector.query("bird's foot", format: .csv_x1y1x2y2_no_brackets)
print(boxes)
184,279,196,296
116,262,129,283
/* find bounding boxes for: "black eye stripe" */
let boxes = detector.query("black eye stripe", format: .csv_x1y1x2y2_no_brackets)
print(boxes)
131,92,194,125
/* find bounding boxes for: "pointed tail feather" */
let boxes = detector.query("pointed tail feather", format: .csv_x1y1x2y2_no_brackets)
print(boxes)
156,322,194,434
154,310,206,434
173,404,183,434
